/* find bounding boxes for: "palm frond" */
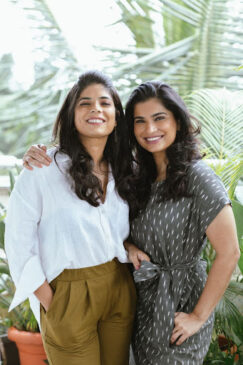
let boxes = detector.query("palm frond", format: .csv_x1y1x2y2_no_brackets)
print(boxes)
225,281,243,297
113,0,243,96
113,0,157,48
215,294,243,345
185,88,243,195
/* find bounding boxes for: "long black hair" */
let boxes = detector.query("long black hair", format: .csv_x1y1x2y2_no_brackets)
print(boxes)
125,81,202,218
53,70,132,207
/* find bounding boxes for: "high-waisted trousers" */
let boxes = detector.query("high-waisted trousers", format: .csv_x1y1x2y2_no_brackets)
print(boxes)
40,259,136,365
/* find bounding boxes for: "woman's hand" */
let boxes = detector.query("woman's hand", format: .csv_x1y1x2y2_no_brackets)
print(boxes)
34,280,54,312
170,312,204,346
124,241,150,270
23,144,52,170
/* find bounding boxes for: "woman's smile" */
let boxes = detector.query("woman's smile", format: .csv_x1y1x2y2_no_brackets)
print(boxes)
74,83,116,141
133,97,178,155
86,118,105,124
144,135,164,144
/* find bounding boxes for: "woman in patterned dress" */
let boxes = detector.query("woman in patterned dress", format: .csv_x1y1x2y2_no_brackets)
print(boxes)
124,81,240,364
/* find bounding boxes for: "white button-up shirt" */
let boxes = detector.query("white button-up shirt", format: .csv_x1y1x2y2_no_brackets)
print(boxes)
5,148,130,325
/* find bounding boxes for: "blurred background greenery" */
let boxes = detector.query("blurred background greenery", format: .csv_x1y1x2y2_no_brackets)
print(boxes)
0,0,243,364
0,0,243,157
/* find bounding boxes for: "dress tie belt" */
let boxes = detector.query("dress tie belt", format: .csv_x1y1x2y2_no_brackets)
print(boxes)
133,257,205,348
133,257,201,283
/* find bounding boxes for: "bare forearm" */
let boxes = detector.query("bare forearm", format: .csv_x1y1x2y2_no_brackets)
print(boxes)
124,240,150,269
34,280,53,311
193,252,239,322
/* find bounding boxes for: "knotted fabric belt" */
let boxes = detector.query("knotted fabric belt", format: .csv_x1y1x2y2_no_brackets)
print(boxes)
133,257,201,283
133,257,205,348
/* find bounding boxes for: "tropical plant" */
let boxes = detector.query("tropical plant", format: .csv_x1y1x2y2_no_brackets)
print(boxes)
186,88,243,274
183,87,243,363
0,0,81,157
1,0,243,152
186,88,243,197
204,336,241,364
111,0,243,99
232,200,243,276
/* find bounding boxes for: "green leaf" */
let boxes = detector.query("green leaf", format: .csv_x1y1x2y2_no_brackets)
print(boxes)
0,221,5,250
8,170,15,193
232,200,243,275
216,294,243,345
113,0,243,97
0,263,10,275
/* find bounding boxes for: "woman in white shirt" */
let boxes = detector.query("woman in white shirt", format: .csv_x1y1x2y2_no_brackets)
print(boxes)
5,70,148,365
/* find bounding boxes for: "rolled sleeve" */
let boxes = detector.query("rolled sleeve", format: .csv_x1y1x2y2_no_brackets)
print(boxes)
9,255,46,311
190,160,231,237
5,168,46,311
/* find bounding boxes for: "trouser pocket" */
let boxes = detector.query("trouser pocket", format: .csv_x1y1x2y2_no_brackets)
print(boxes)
40,261,137,363
41,279,93,350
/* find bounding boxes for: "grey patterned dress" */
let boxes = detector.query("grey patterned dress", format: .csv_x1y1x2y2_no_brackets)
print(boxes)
130,160,230,365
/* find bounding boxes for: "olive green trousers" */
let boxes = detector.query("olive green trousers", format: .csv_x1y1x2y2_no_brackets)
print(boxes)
40,259,136,365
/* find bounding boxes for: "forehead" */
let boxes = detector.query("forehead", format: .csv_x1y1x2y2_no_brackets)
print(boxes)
134,97,168,115
79,83,112,99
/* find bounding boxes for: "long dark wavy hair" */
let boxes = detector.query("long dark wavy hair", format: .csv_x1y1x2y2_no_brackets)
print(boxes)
125,81,202,218
52,70,132,207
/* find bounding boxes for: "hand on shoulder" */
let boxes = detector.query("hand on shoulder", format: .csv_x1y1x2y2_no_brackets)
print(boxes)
23,144,52,170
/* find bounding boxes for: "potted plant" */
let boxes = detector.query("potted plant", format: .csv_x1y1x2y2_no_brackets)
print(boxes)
0,323,20,365
0,175,47,365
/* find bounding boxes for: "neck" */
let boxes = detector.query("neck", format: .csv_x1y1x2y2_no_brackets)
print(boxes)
80,136,108,169
153,151,168,181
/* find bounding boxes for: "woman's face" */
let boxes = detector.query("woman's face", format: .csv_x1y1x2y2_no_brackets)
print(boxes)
133,97,179,155
74,83,116,143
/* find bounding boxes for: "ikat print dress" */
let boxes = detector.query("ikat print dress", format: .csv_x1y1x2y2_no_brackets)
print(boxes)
130,160,231,365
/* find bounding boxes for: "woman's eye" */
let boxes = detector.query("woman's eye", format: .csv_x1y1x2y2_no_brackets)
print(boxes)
155,116,165,121
102,103,111,106
134,119,144,124
80,103,90,106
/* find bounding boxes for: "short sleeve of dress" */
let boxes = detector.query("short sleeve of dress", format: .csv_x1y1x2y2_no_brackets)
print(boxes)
189,160,231,235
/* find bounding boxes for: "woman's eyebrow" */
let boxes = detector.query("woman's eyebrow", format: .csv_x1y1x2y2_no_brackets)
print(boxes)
78,96,111,101
134,112,167,120
152,112,167,117
79,97,91,101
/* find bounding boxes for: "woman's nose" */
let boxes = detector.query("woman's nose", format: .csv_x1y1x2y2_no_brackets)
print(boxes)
90,102,102,113
145,122,157,133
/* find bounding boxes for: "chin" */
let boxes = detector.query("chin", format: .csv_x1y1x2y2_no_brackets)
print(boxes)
142,145,165,153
